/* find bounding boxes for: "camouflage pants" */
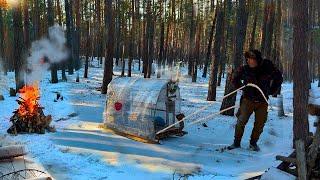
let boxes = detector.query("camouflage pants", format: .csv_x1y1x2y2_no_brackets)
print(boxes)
234,97,268,143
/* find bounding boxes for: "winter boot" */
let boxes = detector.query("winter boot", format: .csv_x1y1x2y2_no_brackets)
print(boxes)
249,141,260,151
227,140,241,150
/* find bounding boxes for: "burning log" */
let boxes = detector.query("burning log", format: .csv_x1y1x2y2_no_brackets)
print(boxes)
7,84,55,135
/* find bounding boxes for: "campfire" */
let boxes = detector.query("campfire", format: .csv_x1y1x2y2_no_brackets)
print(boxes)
7,83,55,134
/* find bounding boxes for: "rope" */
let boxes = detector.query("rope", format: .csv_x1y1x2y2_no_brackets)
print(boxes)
156,83,269,135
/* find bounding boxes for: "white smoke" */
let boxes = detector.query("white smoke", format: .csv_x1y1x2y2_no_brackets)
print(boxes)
26,24,68,84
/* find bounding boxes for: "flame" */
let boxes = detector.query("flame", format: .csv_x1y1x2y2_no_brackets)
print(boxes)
17,83,40,117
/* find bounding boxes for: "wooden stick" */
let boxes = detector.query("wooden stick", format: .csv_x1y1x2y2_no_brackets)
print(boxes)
295,140,307,180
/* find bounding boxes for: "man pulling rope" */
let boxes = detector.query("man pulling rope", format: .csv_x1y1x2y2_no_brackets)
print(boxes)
227,49,283,151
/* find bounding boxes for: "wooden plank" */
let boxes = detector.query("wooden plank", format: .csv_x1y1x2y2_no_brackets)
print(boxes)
276,155,297,164
295,140,307,180
277,151,296,171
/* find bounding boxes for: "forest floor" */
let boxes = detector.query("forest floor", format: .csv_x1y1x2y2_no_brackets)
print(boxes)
0,59,319,179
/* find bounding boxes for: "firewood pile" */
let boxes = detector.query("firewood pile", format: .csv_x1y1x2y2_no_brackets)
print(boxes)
7,85,55,135
276,104,320,179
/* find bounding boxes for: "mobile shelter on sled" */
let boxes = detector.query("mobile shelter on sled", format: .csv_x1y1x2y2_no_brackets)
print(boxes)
103,77,187,143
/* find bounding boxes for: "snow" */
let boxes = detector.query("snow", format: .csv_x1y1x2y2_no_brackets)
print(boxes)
260,167,295,180
0,58,319,179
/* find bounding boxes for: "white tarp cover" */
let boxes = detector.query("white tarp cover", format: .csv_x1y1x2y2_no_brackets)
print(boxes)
104,77,181,140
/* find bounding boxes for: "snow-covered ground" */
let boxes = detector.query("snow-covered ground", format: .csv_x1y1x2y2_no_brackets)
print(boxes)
0,59,319,179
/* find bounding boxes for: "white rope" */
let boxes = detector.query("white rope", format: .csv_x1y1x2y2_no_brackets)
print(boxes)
156,83,269,135
188,105,238,126
181,85,247,121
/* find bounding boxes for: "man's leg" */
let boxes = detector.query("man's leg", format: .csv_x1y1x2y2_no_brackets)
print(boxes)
234,98,255,143
250,102,268,149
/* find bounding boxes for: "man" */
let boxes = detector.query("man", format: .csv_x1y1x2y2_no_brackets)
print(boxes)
228,49,283,151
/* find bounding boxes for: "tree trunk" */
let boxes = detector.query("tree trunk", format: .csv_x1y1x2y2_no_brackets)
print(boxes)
147,0,154,78
84,21,90,78
65,0,74,75
220,0,248,115
33,0,41,40
23,0,30,49
249,0,259,50
121,44,125,77
101,0,114,94
56,0,66,81
13,2,25,90
207,2,224,101
192,22,200,83
218,0,227,87
115,0,121,67
128,0,135,77
261,0,275,59
74,0,81,71
203,5,217,78
136,0,141,71
318,0,320,87
143,0,153,78
57,0,63,25
188,0,195,77
47,0,58,84
273,0,282,69
96,0,103,65
292,0,309,143
157,20,164,78
0,7,4,73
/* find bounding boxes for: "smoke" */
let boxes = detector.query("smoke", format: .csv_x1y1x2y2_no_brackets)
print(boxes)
26,24,68,84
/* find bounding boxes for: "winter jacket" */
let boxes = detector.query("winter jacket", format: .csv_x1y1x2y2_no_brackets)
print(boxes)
232,58,283,103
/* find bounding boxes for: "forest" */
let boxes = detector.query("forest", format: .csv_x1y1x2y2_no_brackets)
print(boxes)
0,0,319,179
